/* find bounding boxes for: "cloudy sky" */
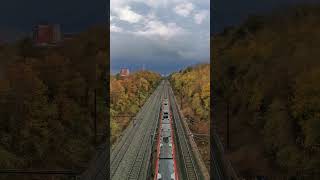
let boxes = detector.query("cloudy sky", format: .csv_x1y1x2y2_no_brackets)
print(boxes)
1,0,317,73
110,0,210,75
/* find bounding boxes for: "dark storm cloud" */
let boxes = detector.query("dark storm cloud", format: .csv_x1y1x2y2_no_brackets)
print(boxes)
0,0,106,32
212,0,320,33
110,33,206,75
111,56,202,75
111,30,209,74
111,33,180,60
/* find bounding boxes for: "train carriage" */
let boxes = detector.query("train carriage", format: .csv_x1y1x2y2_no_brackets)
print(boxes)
155,98,178,180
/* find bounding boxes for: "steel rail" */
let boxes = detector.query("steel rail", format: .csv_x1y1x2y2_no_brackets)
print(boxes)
110,84,162,178
168,84,200,180
127,88,163,180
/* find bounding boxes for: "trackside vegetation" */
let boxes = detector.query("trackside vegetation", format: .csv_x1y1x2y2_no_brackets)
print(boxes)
110,71,161,144
169,63,210,170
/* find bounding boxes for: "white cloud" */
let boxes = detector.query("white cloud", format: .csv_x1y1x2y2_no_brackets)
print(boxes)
114,6,143,23
194,10,209,24
134,0,185,8
141,0,170,8
111,0,180,12
146,12,157,20
174,2,195,17
110,24,123,33
110,15,116,22
134,20,186,40
110,0,127,10
110,0,210,73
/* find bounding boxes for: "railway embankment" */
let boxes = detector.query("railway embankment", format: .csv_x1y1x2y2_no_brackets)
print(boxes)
169,85,210,180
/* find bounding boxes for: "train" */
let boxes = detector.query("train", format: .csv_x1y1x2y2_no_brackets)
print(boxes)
154,97,179,180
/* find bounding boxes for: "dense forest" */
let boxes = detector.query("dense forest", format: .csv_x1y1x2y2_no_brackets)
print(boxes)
212,5,320,177
0,26,108,179
169,64,210,169
110,71,161,145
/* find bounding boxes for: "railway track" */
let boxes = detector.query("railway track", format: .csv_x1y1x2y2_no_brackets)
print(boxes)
167,82,200,180
83,80,233,180
212,133,226,180
77,83,165,180
111,80,206,180
127,93,161,179
110,93,153,177
110,81,165,180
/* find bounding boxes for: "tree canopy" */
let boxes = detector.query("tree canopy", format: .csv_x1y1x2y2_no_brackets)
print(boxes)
0,25,108,179
212,5,320,177
110,71,161,144
170,63,210,169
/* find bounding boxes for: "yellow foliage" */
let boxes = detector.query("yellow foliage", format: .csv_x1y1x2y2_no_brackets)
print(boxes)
170,64,210,122
110,71,161,143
